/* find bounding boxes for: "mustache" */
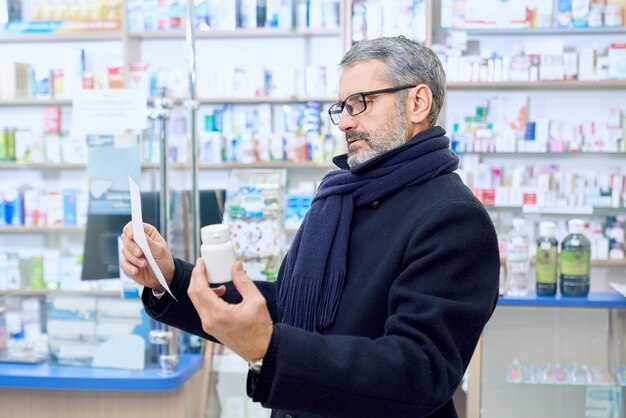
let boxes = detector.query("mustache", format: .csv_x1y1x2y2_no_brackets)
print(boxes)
345,131,370,142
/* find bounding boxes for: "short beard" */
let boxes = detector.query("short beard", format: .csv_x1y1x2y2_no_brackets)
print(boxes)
346,105,409,167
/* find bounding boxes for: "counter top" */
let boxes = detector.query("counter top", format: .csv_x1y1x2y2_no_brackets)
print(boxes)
498,291,626,308
0,354,204,391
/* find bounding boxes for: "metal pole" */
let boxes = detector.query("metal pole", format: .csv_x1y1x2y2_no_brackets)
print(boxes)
148,88,177,374
157,87,171,245
186,0,200,259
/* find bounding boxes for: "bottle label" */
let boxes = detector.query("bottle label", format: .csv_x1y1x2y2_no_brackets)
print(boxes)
536,247,557,284
508,243,529,261
540,242,552,251
560,249,590,276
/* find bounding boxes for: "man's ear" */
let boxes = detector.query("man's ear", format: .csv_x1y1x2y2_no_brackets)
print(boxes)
407,84,433,125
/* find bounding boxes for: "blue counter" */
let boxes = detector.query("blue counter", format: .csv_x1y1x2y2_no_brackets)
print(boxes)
0,354,204,391
498,291,626,308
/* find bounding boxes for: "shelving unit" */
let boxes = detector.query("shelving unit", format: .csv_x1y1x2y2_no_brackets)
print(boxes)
433,0,626,416
2,2,626,417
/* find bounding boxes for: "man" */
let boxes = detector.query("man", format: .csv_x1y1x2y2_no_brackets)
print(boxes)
121,36,499,418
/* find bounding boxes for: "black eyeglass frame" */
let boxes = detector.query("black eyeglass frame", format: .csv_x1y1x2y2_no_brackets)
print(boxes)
327,84,417,125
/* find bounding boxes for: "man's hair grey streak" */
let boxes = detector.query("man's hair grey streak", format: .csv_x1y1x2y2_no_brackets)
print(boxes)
340,36,446,128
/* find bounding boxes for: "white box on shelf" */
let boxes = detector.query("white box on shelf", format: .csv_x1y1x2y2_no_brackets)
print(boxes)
579,47,597,80
608,46,626,80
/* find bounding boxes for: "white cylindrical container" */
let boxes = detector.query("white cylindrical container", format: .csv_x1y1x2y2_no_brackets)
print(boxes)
201,224,237,284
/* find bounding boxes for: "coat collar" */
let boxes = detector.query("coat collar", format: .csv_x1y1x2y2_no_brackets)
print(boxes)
332,126,447,174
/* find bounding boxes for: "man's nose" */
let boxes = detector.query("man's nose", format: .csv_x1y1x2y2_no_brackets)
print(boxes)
338,109,357,132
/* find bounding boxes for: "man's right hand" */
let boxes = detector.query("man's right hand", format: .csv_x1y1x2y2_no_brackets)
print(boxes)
120,222,175,292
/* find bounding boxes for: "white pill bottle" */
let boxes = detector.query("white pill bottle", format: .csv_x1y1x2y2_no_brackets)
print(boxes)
200,224,237,284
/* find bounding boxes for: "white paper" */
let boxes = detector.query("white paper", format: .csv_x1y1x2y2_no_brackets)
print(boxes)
609,282,626,298
73,90,147,136
128,176,177,300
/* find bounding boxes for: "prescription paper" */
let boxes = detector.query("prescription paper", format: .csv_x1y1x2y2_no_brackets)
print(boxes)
128,176,177,300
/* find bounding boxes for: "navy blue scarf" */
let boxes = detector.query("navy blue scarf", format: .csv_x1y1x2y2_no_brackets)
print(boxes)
278,126,459,332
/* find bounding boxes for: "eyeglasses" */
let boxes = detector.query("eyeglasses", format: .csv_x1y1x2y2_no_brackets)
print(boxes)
327,84,416,125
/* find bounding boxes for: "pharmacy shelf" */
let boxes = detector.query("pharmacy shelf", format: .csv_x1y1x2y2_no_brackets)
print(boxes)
198,96,336,104
128,27,342,40
142,161,335,170
499,257,626,267
498,291,626,308
0,31,122,43
460,151,626,157
485,205,624,216
435,26,626,36
505,381,619,387
0,161,335,170
447,80,626,90
0,227,85,233
0,99,72,106
0,289,120,297
0,162,84,169
0,96,334,107
200,161,335,169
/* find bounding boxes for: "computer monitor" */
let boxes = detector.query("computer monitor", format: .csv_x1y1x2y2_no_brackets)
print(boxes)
81,190,225,281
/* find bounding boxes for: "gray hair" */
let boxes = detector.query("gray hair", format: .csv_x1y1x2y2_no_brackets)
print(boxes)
340,36,446,128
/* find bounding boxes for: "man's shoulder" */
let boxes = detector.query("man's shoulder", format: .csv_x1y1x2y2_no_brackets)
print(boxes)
398,172,478,206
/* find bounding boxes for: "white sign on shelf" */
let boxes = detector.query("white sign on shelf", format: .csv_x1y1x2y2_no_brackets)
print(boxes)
72,89,147,135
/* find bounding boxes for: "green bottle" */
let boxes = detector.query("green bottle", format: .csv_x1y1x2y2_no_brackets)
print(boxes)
5,128,16,161
560,219,591,297
0,128,6,160
536,221,558,296
30,255,45,289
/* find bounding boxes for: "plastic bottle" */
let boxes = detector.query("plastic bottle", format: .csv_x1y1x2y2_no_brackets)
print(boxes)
536,221,558,296
506,218,530,297
560,219,591,297
200,224,236,284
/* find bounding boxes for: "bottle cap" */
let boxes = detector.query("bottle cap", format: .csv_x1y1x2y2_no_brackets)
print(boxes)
201,224,230,245
539,221,556,238
567,218,585,234
513,218,526,230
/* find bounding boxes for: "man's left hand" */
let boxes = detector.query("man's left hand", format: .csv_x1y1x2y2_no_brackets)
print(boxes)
188,259,273,363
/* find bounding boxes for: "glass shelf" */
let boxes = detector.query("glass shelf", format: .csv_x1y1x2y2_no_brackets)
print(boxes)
498,291,626,308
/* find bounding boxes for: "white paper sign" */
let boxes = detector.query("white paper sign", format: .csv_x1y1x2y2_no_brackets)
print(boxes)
73,90,147,135
128,176,177,300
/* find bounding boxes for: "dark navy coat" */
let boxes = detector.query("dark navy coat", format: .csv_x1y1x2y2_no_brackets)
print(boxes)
143,138,500,418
